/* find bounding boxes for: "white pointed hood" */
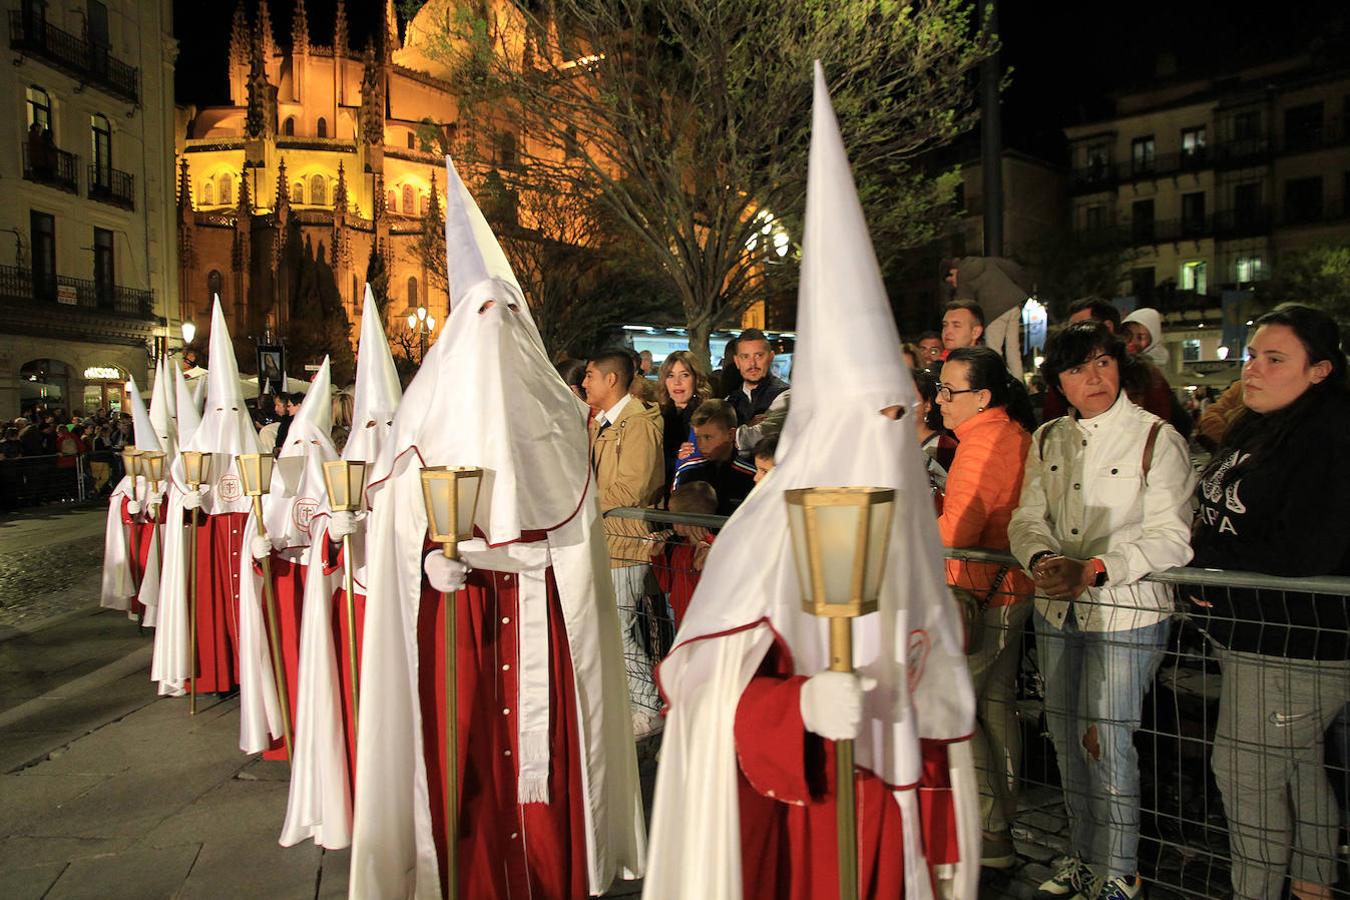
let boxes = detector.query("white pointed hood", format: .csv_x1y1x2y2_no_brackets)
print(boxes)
187,297,260,456
370,156,587,545
648,67,976,897
126,377,161,453
264,357,336,548
343,286,403,464
191,374,207,414
148,356,178,457
173,362,202,449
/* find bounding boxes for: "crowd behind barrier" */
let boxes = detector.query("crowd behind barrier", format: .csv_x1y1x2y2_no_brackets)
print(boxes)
0,450,129,511
602,506,1350,899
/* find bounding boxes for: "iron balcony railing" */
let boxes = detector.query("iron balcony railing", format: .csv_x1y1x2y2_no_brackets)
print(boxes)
21,143,79,193
8,11,139,104
88,165,134,209
0,264,154,318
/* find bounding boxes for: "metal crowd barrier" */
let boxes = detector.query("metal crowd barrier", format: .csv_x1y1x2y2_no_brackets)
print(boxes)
602,506,1350,900
0,451,124,512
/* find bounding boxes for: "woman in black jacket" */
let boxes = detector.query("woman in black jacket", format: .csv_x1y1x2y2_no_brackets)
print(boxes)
1190,304,1350,900
655,350,712,493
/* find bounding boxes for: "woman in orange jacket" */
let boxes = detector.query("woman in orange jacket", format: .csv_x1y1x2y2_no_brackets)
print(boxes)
936,346,1037,871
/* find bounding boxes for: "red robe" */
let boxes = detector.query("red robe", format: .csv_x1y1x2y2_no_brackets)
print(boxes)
185,511,248,694
257,553,307,761
734,642,959,899
416,559,588,899
322,537,368,782
119,496,162,618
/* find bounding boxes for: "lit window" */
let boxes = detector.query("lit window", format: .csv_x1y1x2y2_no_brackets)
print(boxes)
26,86,51,131
1180,260,1208,293
1181,126,1206,156
218,173,232,206
310,174,326,206
1183,339,1201,362
1235,256,1264,282
291,181,303,204
402,184,414,214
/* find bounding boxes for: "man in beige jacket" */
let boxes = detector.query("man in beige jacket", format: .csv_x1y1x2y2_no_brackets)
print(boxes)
583,349,666,736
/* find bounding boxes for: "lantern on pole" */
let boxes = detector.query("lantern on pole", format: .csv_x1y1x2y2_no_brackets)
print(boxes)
322,459,369,733
180,450,212,715
418,465,484,900
139,451,167,583
237,452,293,758
784,486,895,900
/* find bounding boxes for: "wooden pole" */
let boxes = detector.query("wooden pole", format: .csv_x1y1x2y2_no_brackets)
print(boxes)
252,496,294,759
829,616,859,900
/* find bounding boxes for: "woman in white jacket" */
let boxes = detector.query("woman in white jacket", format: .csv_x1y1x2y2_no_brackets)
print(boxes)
1009,321,1196,900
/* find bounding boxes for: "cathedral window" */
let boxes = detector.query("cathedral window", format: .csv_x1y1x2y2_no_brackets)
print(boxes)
291,181,303,204
218,173,232,206
316,117,328,138
310,174,326,206
402,185,414,215
283,117,295,136
202,182,214,206
386,189,397,213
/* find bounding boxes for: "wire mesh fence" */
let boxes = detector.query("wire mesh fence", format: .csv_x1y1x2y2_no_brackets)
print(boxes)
603,508,1350,899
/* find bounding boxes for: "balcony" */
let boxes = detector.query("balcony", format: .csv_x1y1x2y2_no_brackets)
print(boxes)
1280,118,1350,155
0,264,154,319
22,143,78,193
88,165,134,209
8,11,139,104
1213,206,1273,239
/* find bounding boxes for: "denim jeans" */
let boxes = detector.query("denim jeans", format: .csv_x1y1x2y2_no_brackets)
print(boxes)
1034,607,1169,880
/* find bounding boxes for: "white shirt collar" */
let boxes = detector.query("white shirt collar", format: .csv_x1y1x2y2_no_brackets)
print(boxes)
600,392,632,426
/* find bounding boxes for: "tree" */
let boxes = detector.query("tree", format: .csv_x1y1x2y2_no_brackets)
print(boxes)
410,0,995,365
410,162,679,360
1258,243,1350,330
284,226,357,384
365,243,390,317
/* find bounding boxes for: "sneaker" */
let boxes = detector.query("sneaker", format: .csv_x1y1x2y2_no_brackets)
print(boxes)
1084,873,1143,900
1035,855,1089,897
980,831,1018,869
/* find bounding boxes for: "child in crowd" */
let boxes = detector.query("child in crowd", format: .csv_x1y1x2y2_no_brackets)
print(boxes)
752,434,778,483
651,481,718,628
672,399,757,515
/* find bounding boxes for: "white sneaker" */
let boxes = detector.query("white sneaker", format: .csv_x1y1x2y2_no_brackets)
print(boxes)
1035,855,1089,897
1084,873,1143,900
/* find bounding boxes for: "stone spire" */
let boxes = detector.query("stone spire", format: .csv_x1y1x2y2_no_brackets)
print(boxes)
244,34,273,139
291,0,309,54
383,0,400,57
275,158,290,214
255,0,276,59
228,0,249,66
334,0,349,57
333,161,348,214
177,156,194,211
237,169,253,217
332,162,350,268
427,170,441,220
358,41,384,146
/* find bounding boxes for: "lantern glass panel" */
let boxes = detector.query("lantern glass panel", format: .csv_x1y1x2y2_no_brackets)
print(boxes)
864,500,895,604
812,503,865,606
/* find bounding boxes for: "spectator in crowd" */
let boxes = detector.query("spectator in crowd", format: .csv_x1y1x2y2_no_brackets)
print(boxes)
655,350,711,490
555,358,588,402
54,422,85,470
912,367,957,499
934,346,1036,870
651,481,718,628
1046,299,1184,432
638,350,654,378
1195,379,1244,452
18,417,42,456
1123,308,1169,368
1188,304,1350,900
1009,321,1196,900
901,343,919,369
942,299,985,353
629,370,658,403
725,329,789,458
672,399,757,516
917,330,944,369
583,348,666,737
713,336,741,397
270,391,298,454
1,427,21,459
751,433,778,484
331,389,354,453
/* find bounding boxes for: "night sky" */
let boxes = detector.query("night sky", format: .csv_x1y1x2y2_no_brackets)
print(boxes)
175,0,1350,165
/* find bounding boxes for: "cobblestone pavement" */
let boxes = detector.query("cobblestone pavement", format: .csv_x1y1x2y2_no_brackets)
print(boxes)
0,504,109,633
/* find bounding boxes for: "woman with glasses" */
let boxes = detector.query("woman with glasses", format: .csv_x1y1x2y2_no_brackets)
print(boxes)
935,346,1038,871
1008,321,1196,900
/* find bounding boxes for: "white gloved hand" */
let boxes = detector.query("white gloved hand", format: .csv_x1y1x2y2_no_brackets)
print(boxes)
328,510,358,540
250,535,274,560
424,554,471,593
126,499,142,515
182,490,203,510
799,671,877,741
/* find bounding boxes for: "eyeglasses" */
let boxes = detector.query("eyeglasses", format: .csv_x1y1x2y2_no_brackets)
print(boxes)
936,384,979,403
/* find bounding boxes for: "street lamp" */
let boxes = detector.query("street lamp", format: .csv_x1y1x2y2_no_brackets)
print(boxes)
181,320,196,346
407,305,436,363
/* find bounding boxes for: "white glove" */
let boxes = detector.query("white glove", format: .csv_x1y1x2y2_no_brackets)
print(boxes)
126,499,141,515
250,535,274,560
146,492,163,516
799,671,877,741
182,490,203,510
424,554,471,593
328,510,358,540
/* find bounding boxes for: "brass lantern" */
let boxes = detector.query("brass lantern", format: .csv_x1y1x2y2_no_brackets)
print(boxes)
784,486,896,619
419,466,485,553
323,460,369,513
236,453,275,497
139,451,166,487
181,450,212,490
121,446,143,479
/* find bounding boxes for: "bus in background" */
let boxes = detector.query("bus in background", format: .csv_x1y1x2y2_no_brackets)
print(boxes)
597,324,796,382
